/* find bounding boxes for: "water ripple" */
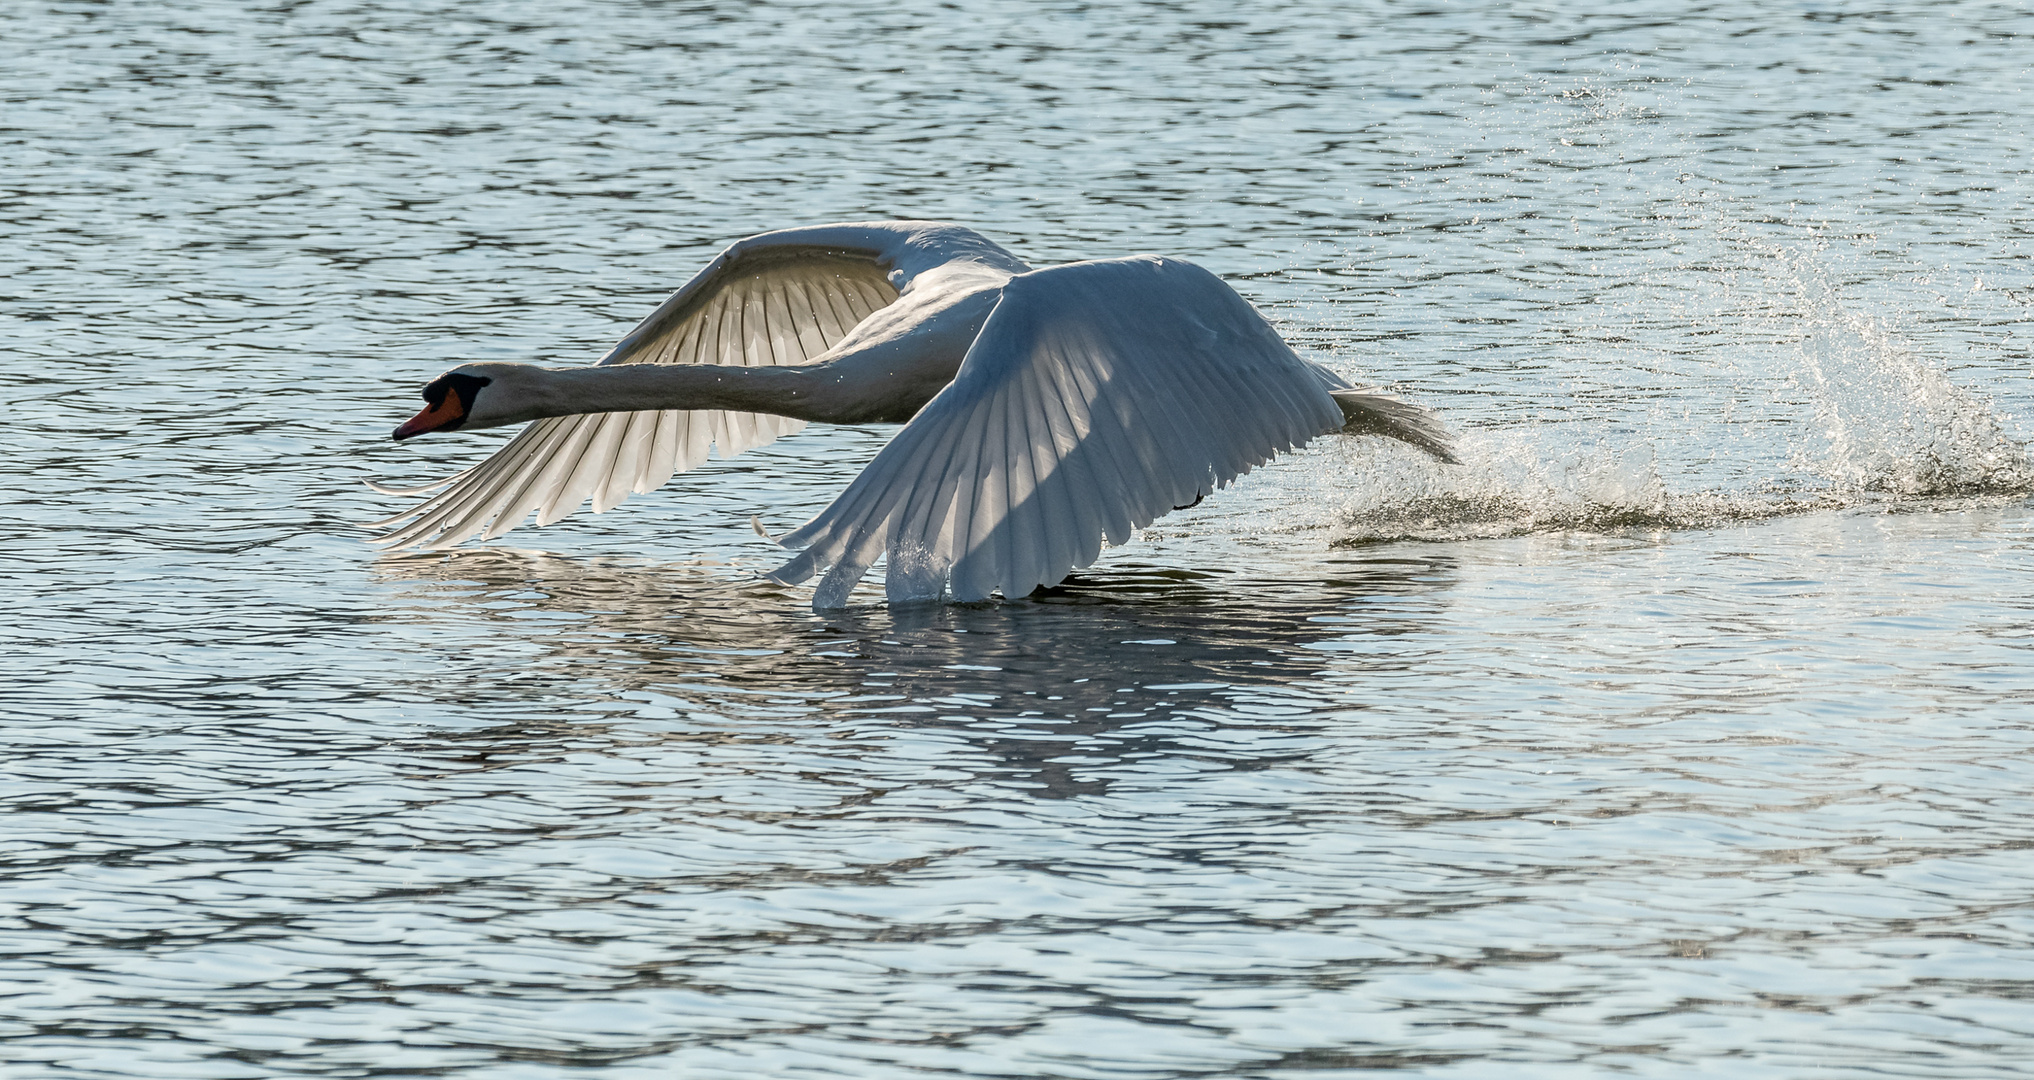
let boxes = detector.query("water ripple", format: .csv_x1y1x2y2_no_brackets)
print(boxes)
6,1,2034,1077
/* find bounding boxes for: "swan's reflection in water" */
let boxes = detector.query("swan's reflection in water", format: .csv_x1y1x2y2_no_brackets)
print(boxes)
370,548,1458,796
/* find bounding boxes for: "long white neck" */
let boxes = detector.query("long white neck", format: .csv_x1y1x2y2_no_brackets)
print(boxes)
481,321,972,429
465,252,1012,432
536,364,912,425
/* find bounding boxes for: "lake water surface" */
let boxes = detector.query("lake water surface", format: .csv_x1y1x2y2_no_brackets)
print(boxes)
6,2,2034,1077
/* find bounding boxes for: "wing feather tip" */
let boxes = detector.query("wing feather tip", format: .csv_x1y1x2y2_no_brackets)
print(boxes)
363,473,468,497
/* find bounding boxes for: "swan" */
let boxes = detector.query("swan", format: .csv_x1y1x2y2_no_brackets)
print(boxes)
370,220,1459,609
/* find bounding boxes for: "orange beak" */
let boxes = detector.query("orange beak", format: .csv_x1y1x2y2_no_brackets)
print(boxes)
393,391,466,441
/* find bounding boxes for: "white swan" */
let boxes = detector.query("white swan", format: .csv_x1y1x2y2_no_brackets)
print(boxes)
370,221,1458,609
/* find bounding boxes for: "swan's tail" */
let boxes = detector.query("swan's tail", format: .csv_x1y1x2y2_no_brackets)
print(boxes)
1329,389,1461,464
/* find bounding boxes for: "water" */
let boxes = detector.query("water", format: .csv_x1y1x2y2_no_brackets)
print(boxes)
6,2,2034,1076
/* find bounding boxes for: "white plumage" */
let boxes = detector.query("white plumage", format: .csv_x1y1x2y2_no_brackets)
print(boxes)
371,221,1457,609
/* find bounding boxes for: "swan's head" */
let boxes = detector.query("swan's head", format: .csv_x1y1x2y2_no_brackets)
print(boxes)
392,363,545,440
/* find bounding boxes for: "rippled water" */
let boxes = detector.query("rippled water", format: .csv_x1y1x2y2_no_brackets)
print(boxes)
7,2,2034,1077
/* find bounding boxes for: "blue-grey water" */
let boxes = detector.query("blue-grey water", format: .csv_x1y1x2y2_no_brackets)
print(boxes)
6,2,2034,1077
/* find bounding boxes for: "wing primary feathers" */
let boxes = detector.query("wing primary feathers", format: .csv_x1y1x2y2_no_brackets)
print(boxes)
1020,362,1074,592
988,369,1036,596
365,419,557,540
950,372,1014,601
1156,328,1250,490
876,432,958,596
595,410,652,513
1031,348,1108,570
638,409,681,495
1010,363,1066,592
361,424,541,531
498,415,605,535
1032,359,1098,585
927,388,994,592
539,410,626,525
978,370,1031,597
1054,342,1138,546
373,424,542,547
682,403,714,472
1123,339,1204,509
888,413,974,602
478,425,600,540
454,424,586,543
455,418,595,544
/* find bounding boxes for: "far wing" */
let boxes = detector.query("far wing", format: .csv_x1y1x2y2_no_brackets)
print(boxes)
369,246,898,549
766,255,1346,608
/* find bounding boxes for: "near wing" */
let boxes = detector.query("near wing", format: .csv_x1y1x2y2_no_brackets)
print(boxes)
368,245,898,549
766,255,1347,608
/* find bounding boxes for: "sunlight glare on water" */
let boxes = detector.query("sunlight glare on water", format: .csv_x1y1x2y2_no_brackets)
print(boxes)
4,2,2034,1078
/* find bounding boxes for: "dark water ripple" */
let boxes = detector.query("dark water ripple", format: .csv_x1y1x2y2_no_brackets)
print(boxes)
6,2,2034,1077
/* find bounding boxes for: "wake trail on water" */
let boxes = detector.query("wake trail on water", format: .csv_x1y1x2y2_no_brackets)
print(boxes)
1319,302,2032,546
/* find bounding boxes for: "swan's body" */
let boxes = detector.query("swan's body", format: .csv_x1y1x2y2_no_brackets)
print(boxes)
371,221,1457,609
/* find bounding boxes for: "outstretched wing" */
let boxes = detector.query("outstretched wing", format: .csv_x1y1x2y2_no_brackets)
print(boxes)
369,245,899,549
766,255,1347,608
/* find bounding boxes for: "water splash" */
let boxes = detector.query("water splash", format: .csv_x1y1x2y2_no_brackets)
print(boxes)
1307,274,2031,547
1285,70,2034,549
1787,279,2034,498
1319,333,2030,545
